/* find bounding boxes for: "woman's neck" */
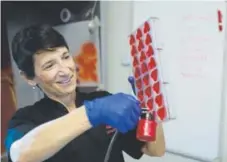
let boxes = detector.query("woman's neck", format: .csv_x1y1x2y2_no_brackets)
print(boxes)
59,92,76,109
47,91,76,111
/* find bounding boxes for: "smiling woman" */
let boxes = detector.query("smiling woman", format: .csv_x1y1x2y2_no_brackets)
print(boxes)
4,24,158,162
12,25,77,107
31,47,77,98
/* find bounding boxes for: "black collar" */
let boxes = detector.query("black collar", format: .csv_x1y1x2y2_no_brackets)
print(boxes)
42,88,85,113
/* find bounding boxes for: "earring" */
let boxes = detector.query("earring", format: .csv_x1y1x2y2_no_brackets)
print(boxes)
32,86,36,89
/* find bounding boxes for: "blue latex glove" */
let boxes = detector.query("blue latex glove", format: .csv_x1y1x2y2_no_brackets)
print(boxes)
84,93,141,133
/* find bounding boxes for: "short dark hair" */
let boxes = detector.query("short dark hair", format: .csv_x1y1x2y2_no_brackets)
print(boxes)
11,24,69,79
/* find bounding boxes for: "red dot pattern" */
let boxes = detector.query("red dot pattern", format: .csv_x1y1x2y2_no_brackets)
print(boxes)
128,20,167,122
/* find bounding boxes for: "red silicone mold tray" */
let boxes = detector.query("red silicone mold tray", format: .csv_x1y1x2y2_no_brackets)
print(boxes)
129,18,169,122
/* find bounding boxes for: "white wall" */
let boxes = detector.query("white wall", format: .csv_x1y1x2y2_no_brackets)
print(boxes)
100,1,226,162
100,1,133,93
219,2,227,162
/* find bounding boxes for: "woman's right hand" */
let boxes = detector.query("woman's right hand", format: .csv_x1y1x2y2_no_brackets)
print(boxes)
83,93,141,133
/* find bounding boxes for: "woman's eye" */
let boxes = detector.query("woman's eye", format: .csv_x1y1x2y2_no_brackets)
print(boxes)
63,55,70,59
44,64,53,70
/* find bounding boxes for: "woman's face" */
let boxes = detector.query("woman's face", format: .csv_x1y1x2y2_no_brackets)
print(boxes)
31,46,77,97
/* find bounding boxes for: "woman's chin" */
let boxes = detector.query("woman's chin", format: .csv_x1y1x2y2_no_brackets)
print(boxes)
55,82,76,95
63,84,76,93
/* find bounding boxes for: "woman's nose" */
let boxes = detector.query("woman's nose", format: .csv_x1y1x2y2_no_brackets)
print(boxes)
58,62,70,74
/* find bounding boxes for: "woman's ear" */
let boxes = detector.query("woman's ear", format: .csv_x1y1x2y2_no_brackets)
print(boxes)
19,71,37,87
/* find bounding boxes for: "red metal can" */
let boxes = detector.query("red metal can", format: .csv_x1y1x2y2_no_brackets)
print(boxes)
136,109,157,142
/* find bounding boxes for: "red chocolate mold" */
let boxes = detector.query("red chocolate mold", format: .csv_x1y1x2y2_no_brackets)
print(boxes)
151,68,158,81
138,39,144,51
136,78,142,90
129,35,135,45
133,57,139,67
140,51,146,62
146,98,154,110
145,86,152,98
146,45,154,57
148,57,156,69
136,28,142,40
153,81,160,94
157,106,166,120
137,90,144,102
145,34,152,45
131,45,137,56
143,21,150,33
141,63,148,74
134,67,140,79
143,74,149,86
155,94,163,107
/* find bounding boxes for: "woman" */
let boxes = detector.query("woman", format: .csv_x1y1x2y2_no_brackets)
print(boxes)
5,24,165,162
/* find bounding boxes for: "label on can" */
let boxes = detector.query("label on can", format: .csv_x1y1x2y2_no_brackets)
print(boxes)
140,108,154,120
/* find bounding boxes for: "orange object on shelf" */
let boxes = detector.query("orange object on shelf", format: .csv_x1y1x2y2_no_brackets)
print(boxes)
73,42,99,84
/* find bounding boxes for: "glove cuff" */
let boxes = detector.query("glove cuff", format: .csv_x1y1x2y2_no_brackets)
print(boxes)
84,100,100,127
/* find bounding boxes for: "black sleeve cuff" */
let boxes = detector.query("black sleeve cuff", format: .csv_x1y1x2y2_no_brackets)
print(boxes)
120,128,145,159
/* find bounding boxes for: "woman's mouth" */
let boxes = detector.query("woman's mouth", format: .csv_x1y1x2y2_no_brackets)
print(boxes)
57,76,73,85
